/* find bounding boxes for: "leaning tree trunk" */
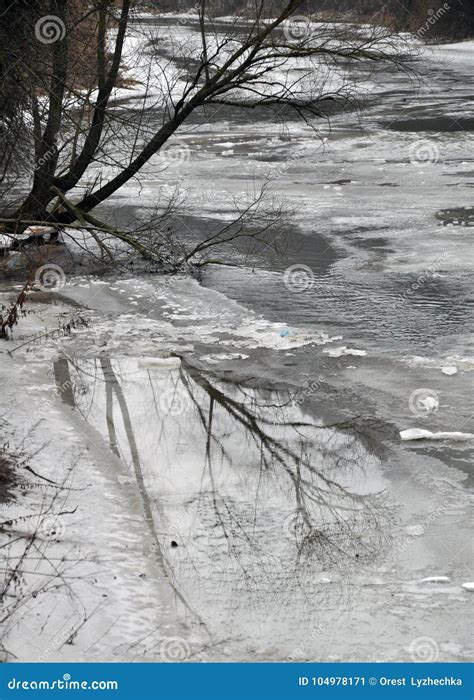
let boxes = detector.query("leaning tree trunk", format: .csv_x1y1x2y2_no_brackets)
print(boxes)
15,0,67,222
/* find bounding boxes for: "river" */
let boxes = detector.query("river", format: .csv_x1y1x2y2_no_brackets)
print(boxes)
1,15,472,663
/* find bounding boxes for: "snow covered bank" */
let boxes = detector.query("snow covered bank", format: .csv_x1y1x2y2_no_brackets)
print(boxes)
0,293,207,662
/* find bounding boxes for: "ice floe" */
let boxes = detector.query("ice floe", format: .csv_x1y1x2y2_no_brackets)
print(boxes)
323,346,367,358
441,366,458,376
199,353,249,364
420,576,450,584
400,429,474,441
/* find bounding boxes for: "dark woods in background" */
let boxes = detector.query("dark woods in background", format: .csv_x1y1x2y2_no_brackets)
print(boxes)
0,0,108,191
0,0,471,156
0,0,472,124
157,0,474,40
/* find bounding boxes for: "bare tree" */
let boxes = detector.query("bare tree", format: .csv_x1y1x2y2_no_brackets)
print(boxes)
1,0,415,263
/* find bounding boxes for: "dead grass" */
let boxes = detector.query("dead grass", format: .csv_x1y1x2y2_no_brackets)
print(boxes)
0,451,15,504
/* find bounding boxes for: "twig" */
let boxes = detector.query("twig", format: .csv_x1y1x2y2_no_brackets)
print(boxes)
0,279,31,339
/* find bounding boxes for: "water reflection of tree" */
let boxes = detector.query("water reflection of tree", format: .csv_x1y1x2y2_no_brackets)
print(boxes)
60,357,390,592
181,365,390,568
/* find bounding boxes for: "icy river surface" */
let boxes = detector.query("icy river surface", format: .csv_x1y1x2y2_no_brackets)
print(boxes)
1,17,473,663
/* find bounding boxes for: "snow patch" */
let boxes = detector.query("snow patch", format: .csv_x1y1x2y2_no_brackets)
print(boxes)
323,346,367,358
400,429,474,441
420,576,450,584
441,366,458,376
200,353,249,364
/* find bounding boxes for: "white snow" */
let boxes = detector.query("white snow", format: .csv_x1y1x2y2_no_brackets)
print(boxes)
419,395,440,412
436,40,474,54
400,429,474,441
199,353,249,364
420,576,450,584
441,366,458,376
323,346,367,357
